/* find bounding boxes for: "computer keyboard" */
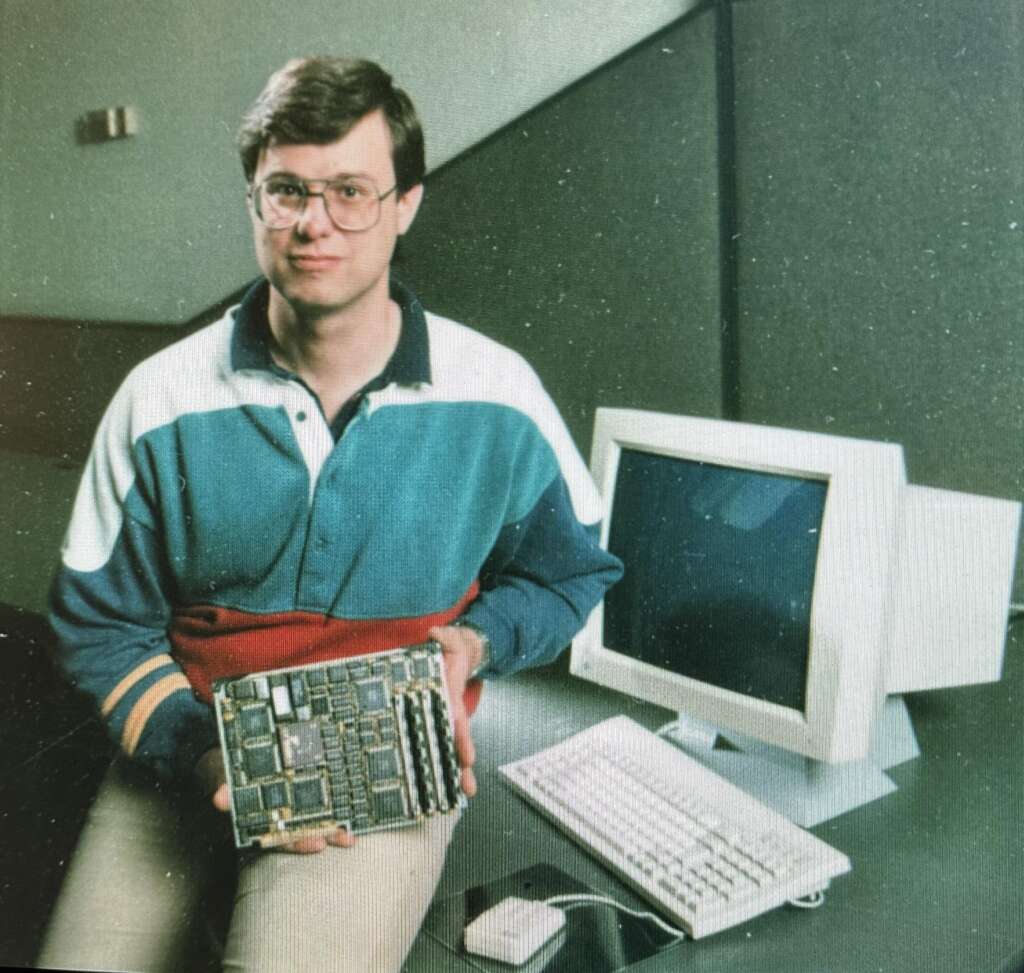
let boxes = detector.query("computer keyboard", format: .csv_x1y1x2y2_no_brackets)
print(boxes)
499,715,851,939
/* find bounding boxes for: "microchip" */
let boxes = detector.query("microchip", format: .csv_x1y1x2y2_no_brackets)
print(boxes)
237,705,272,739
231,680,256,700
261,780,289,810
233,785,262,816
356,679,388,712
373,788,407,821
271,683,292,717
412,656,432,679
244,743,279,778
366,748,401,782
292,776,327,814
311,694,330,716
289,674,308,707
307,669,327,688
278,722,324,769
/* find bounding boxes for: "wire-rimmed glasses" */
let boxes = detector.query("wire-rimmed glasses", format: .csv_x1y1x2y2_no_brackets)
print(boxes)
249,175,398,231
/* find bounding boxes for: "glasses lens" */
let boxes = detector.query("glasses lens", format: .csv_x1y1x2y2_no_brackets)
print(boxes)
323,178,381,230
254,178,305,229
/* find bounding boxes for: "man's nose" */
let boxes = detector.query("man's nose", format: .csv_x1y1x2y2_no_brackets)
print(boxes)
295,192,335,237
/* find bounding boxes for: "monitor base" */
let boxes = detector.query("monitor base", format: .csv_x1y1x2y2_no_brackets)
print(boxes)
660,695,920,828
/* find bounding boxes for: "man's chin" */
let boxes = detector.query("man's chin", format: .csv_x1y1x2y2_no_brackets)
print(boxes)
271,275,381,320
275,284,353,318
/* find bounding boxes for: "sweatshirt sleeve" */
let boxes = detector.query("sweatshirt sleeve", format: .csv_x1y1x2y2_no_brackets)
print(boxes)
456,371,623,675
458,475,622,675
49,379,218,782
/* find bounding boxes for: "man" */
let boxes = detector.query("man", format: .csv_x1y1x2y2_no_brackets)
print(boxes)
40,57,621,972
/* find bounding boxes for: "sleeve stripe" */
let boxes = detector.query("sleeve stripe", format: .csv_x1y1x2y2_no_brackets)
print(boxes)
121,673,193,756
100,653,176,718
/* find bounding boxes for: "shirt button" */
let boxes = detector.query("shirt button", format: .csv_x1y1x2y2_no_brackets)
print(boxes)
316,535,330,549
296,411,307,422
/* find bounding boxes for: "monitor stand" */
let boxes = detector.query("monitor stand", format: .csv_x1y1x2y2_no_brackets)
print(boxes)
659,695,920,828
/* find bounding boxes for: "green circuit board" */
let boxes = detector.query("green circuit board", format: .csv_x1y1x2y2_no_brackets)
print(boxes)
212,642,465,849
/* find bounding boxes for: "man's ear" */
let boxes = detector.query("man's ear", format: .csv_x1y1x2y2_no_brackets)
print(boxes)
396,183,424,236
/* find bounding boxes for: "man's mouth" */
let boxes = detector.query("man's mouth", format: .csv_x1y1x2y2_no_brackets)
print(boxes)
289,253,342,270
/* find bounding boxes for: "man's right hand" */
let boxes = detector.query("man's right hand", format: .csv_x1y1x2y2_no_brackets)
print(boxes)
195,747,356,854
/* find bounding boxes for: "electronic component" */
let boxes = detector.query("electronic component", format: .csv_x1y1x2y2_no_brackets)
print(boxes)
213,642,466,849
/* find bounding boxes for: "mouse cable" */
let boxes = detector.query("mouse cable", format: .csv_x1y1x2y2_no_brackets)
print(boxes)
545,887,827,922
542,893,688,944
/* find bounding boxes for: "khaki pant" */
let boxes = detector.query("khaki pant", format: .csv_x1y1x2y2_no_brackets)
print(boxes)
37,760,459,973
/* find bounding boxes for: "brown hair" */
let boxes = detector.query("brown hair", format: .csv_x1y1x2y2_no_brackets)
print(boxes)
237,57,425,194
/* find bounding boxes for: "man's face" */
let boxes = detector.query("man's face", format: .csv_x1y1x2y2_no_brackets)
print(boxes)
249,110,422,319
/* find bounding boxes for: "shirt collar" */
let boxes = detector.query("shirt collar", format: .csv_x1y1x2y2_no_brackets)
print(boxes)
229,275,431,386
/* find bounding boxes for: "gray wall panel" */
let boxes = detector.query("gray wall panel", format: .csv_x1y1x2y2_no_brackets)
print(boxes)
402,10,723,452
730,0,1023,592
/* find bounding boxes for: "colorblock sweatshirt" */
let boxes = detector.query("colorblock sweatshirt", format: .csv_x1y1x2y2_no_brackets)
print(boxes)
49,279,623,780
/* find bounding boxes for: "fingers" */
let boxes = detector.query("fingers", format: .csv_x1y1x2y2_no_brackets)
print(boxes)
276,826,356,854
325,828,357,848
196,747,228,805
212,782,231,813
277,835,328,854
450,697,477,795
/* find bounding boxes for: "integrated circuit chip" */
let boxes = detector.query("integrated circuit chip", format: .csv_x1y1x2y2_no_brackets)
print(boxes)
278,722,324,769
243,743,279,778
261,781,289,809
233,785,262,816
356,679,388,712
366,747,401,782
213,642,466,849
237,705,272,739
292,776,327,814
373,788,407,822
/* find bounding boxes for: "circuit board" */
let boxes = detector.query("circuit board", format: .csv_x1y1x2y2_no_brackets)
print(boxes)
212,642,466,849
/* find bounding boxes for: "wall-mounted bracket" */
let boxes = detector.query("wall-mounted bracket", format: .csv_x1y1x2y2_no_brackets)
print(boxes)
77,106,138,144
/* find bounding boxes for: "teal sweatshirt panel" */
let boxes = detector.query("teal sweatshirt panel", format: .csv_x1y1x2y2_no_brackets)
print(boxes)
126,398,561,619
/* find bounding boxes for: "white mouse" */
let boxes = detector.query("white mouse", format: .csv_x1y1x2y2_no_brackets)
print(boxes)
463,896,566,965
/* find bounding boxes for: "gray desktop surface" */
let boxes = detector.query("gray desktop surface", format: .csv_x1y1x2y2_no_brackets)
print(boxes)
406,630,1024,972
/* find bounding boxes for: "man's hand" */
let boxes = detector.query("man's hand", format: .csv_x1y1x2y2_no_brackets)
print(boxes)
195,747,356,854
428,624,483,799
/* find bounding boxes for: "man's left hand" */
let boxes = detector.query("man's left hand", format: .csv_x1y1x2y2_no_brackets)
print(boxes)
428,624,483,798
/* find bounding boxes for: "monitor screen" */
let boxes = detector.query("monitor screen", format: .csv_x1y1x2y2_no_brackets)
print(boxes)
604,449,828,714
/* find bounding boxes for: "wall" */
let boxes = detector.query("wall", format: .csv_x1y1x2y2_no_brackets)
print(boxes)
0,0,696,324
729,0,1023,509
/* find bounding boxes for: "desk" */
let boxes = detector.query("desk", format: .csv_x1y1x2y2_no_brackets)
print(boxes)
406,630,1024,972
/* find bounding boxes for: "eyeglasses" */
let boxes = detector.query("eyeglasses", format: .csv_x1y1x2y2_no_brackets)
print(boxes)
249,175,398,231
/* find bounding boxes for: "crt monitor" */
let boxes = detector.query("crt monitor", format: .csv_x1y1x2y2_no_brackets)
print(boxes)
570,408,908,825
